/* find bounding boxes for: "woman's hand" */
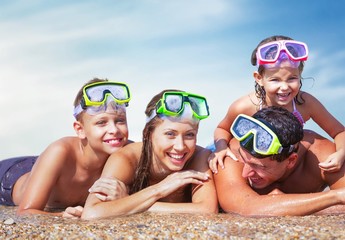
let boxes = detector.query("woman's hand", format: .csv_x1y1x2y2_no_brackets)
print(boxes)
62,206,84,219
88,177,128,201
155,170,210,198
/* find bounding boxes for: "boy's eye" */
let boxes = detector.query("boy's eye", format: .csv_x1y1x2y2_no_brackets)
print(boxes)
115,118,126,124
96,120,107,125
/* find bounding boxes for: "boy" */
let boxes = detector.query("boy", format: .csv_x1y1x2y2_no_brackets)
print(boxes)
0,78,132,217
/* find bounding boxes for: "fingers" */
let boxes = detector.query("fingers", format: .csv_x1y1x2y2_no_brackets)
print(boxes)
173,170,210,185
208,154,218,174
89,177,128,201
227,149,238,161
62,206,84,219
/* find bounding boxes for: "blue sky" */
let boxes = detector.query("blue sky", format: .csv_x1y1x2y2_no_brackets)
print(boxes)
1,0,344,159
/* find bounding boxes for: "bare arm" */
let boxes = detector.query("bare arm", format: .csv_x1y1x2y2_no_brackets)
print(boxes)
215,156,345,216
214,133,345,216
210,95,257,172
148,147,218,214
81,145,217,220
16,141,66,216
305,93,345,171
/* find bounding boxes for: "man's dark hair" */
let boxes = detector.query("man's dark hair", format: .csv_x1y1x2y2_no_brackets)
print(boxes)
251,106,304,161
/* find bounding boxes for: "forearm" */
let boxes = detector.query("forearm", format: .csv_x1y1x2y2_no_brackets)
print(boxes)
214,128,231,150
17,208,62,216
334,131,345,153
81,185,162,220
148,201,217,214
222,190,341,216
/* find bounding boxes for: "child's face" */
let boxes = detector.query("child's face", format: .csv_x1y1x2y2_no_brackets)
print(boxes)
81,110,129,156
151,117,198,173
257,64,301,107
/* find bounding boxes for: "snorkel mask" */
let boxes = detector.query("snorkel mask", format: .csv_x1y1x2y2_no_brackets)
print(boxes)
230,114,295,159
146,91,210,123
73,81,131,119
256,40,308,69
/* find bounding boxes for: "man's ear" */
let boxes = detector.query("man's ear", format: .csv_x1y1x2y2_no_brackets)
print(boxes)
73,121,86,139
286,153,298,170
253,71,264,87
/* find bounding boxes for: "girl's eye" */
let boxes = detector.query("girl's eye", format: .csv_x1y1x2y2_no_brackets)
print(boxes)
289,77,300,82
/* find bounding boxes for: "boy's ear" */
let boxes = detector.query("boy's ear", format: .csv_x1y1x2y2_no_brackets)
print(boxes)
73,121,86,139
253,71,264,86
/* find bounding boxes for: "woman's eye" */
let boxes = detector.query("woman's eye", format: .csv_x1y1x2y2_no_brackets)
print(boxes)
185,132,196,138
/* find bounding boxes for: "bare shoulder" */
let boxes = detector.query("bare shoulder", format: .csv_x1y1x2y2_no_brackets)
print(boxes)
186,146,211,171
37,137,80,166
230,92,258,113
301,130,335,164
102,142,143,182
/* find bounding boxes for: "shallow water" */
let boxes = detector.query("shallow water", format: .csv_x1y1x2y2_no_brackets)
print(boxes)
1,206,345,239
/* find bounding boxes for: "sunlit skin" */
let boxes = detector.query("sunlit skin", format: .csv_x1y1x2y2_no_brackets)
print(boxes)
14,105,131,217
81,116,218,220
238,148,291,189
81,109,129,158
151,118,198,175
255,63,301,109
212,61,344,174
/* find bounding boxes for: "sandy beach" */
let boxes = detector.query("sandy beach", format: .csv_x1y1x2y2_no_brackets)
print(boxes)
1,206,345,239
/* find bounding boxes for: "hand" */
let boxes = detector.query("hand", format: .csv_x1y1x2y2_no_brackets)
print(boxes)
268,188,285,195
155,170,210,199
319,151,345,173
62,206,83,219
88,177,128,201
208,147,237,173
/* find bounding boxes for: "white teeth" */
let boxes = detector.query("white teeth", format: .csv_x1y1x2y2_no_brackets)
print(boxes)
107,139,120,144
169,153,184,159
278,93,289,97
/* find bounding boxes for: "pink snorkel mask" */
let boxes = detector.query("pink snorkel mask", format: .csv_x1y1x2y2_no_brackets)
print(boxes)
256,40,308,69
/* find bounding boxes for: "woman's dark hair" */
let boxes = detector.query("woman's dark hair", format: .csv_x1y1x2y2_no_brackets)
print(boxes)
129,89,183,194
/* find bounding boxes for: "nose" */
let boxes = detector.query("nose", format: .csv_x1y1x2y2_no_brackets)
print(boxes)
107,122,119,134
242,164,255,178
174,136,185,151
279,81,289,91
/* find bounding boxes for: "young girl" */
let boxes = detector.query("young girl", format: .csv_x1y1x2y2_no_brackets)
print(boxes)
81,89,218,220
0,78,132,217
210,35,345,173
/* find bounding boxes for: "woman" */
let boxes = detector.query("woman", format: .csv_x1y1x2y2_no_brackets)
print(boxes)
81,89,218,220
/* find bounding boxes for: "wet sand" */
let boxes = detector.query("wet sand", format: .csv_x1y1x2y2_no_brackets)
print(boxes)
1,206,344,239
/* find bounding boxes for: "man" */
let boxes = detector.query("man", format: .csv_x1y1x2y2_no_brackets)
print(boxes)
214,106,345,216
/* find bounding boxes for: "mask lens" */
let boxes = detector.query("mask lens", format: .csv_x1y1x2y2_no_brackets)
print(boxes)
164,94,183,113
188,95,209,118
231,115,278,155
285,42,307,59
84,82,130,106
259,43,279,62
